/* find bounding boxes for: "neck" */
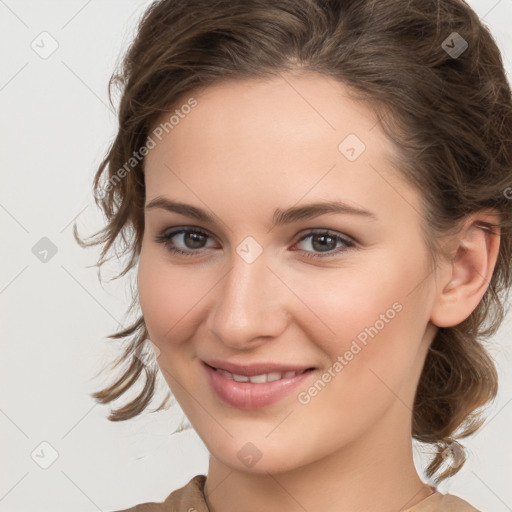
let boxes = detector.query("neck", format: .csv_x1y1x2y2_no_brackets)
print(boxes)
204,403,432,512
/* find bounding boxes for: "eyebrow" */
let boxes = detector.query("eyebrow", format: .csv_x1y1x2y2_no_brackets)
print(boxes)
145,196,378,229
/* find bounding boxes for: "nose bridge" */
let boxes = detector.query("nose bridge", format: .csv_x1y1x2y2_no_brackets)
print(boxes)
208,242,288,346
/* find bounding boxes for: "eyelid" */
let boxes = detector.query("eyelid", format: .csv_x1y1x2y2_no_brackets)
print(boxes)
154,225,358,258
157,225,357,243
296,228,356,244
158,225,219,245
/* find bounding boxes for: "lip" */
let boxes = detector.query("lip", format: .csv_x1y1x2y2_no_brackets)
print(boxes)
202,359,315,376
202,360,317,409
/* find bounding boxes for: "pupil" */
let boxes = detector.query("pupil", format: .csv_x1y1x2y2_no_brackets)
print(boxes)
313,234,334,252
186,232,205,249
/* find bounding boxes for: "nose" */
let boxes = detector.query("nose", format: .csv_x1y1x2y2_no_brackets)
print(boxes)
207,247,290,349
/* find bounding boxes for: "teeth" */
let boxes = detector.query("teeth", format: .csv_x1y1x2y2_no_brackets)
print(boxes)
216,368,308,382
218,369,235,379
249,374,267,383
266,372,282,382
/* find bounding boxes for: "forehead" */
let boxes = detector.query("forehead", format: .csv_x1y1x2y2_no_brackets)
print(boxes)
143,73,422,227
147,72,381,162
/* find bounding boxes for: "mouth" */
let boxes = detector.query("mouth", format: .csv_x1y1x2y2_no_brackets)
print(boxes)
203,361,315,383
202,360,318,409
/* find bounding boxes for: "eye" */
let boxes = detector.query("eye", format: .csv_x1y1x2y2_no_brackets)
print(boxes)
293,229,356,259
154,227,356,259
154,227,217,257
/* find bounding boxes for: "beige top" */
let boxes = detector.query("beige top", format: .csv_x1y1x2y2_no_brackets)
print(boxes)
111,474,480,512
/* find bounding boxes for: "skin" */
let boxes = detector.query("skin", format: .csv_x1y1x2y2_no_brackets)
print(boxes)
137,71,500,512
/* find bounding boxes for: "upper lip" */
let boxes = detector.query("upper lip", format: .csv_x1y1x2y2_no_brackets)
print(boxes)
202,359,315,376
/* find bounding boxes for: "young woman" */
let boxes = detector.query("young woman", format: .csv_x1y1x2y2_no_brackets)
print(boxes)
76,0,512,510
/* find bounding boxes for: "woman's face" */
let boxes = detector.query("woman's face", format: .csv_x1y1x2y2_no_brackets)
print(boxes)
138,72,439,473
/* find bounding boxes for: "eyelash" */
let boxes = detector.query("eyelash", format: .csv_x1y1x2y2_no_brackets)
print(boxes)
154,227,356,259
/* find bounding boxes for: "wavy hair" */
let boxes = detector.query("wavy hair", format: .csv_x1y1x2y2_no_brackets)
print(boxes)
75,0,512,482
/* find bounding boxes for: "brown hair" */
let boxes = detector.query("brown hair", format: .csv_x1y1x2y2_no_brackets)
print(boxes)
75,0,512,483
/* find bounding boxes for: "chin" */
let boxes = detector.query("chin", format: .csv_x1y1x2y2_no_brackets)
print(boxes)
206,437,311,475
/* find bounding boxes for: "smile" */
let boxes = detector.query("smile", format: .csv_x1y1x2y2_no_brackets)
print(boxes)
213,367,310,383
202,361,316,409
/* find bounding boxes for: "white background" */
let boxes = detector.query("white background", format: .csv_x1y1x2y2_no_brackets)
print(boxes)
1,1,511,511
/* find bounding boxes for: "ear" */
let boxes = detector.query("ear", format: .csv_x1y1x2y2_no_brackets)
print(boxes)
430,212,501,328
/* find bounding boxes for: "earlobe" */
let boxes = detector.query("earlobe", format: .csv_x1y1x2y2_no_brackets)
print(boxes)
430,213,501,328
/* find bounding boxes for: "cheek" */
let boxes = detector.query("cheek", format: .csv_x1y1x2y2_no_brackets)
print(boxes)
137,250,202,345
295,255,426,387
291,261,406,343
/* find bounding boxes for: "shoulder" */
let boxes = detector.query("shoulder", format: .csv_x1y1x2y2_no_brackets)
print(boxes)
406,491,481,512
109,474,208,512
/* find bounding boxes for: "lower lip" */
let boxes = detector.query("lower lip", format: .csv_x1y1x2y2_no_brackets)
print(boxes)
203,362,316,409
